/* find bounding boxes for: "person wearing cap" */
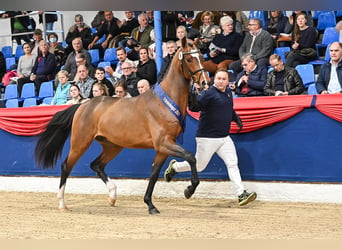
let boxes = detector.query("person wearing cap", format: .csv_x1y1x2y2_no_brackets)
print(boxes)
30,29,44,56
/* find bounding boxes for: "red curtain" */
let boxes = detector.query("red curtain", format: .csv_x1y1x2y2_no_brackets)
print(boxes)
0,105,70,136
0,95,341,136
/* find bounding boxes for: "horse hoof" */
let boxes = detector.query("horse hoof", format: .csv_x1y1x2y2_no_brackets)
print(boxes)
58,206,69,211
184,187,193,199
107,197,116,206
149,207,160,214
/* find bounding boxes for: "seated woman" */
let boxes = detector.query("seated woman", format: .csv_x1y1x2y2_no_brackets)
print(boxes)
195,11,220,54
47,32,65,70
285,13,318,68
203,16,243,75
264,11,289,47
136,47,157,85
112,80,132,98
92,82,109,97
66,83,88,104
50,70,71,105
15,42,37,95
264,54,305,96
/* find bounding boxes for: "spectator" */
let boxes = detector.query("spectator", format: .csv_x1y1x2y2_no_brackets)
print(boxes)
136,47,157,85
221,11,249,36
285,13,318,68
89,67,114,97
229,18,273,75
156,40,177,83
316,42,342,94
30,29,44,56
137,79,150,94
175,25,194,48
195,11,220,54
91,82,109,97
146,11,154,27
119,61,140,97
161,11,181,42
105,46,133,82
265,11,289,47
284,11,313,34
75,64,95,98
64,14,92,56
71,52,95,83
264,54,305,96
15,42,37,94
126,13,154,61
113,11,139,48
113,79,132,98
63,37,92,81
148,29,168,60
203,16,243,75
0,11,33,45
88,11,121,58
29,40,57,94
65,83,88,104
163,69,257,207
47,32,65,70
91,11,105,32
51,69,71,105
233,53,267,97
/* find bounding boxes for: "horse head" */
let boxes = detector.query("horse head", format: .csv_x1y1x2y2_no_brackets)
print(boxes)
177,37,211,90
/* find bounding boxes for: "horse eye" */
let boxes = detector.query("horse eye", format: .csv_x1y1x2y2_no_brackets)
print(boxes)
186,57,192,62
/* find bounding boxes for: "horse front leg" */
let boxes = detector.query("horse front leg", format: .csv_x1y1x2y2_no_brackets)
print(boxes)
144,153,168,214
181,149,199,199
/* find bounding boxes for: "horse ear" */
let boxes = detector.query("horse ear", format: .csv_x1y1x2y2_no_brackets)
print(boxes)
181,36,187,48
193,37,199,47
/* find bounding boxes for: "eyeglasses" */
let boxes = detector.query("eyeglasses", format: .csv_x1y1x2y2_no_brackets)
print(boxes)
248,23,257,26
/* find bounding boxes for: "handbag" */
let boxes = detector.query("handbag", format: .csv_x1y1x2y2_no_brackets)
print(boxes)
294,48,317,58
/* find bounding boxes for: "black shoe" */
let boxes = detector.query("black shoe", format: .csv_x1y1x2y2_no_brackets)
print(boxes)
164,159,177,182
238,190,257,206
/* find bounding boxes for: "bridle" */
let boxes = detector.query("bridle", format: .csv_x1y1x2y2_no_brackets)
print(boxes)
178,48,209,88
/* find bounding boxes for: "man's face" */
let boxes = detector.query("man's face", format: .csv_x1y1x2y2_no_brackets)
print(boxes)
137,80,150,94
78,66,88,80
269,58,285,72
241,59,256,74
116,49,127,62
121,63,133,76
213,71,229,92
72,39,82,52
247,20,259,32
166,43,177,55
139,15,148,28
329,42,342,63
104,11,113,22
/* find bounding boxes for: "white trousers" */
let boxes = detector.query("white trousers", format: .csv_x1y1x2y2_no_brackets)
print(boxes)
173,136,244,196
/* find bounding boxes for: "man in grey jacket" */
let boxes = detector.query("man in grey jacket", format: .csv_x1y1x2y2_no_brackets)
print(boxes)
229,18,274,76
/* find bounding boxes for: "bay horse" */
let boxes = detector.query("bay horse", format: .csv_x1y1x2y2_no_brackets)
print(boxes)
34,37,210,214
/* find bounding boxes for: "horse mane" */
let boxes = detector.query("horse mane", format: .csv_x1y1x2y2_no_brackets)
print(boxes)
159,53,175,83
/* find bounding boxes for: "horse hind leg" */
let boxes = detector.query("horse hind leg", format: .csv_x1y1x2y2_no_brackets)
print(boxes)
90,139,123,207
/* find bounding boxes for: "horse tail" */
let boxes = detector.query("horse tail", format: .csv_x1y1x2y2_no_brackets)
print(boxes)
35,104,81,169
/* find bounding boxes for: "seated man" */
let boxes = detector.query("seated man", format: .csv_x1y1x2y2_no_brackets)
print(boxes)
316,42,342,94
75,64,96,98
229,18,273,75
137,79,150,94
264,54,305,96
232,53,267,97
119,61,140,97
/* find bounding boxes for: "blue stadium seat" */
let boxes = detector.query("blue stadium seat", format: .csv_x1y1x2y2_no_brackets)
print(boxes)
42,96,53,105
317,27,339,49
37,81,54,101
103,48,118,64
248,11,266,28
317,11,336,31
309,43,332,65
295,64,315,87
14,45,24,61
274,47,290,63
5,98,19,108
1,45,13,58
23,97,37,107
88,49,100,66
4,84,18,101
19,82,36,101
6,57,16,71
